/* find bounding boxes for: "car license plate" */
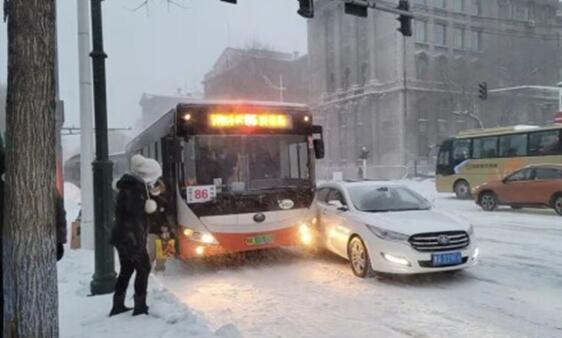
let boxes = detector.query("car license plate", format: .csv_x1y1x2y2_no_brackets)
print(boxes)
246,234,274,246
432,252,462,266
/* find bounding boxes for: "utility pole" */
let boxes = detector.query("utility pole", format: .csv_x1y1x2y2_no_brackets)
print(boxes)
89,0,116,295
78,0,95,250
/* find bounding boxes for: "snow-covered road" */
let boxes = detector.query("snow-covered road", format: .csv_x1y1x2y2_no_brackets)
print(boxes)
159,181,562,338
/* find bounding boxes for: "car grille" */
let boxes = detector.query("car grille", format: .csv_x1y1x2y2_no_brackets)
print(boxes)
408,231,470,252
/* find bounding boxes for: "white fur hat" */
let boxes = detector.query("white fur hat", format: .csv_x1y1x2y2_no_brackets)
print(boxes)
131,154,162,184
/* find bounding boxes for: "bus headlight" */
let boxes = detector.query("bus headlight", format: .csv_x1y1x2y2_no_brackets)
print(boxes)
299,223,313,245
183,227,218,245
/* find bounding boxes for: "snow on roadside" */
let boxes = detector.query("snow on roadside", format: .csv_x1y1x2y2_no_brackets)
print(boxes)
58,182,242,338
58,249,242,338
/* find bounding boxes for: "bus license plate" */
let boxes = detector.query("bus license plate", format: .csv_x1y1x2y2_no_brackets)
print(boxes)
186,185,216,204
432,252,462,266
246,234,274,246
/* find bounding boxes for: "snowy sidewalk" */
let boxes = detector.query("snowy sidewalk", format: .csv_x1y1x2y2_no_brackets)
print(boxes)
57,249,242,338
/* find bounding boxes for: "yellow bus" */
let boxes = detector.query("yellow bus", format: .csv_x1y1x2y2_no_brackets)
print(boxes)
436,125,562,199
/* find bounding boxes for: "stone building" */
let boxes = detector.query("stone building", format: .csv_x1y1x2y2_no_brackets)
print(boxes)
308,0,562,179
203,47,309,103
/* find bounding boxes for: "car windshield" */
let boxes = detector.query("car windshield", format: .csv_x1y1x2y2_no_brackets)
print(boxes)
181,135,311,194
348,186,431,212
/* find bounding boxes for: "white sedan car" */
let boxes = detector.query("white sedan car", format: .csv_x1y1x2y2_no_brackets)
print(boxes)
316,181,479,277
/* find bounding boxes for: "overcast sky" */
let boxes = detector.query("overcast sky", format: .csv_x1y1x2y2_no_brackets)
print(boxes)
0,0,308,128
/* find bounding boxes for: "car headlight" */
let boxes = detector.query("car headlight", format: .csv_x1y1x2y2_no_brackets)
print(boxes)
366,225,409,242
467,225,475,236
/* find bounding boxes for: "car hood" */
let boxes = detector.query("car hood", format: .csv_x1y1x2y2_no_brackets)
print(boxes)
352,209,471,236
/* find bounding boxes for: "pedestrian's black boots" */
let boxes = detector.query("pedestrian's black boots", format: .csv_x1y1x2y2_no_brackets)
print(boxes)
133,293,149,316
109,293,133,317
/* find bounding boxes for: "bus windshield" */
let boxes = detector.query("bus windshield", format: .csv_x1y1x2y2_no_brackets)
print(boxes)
181,134,311,194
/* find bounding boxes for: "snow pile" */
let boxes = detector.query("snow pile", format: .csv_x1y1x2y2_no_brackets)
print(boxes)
58,249,242,338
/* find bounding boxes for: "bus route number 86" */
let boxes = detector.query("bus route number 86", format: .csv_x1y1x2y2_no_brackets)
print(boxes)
186,185,216,204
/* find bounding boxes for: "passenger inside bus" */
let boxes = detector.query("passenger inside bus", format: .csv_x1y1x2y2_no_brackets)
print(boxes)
196,146,220,185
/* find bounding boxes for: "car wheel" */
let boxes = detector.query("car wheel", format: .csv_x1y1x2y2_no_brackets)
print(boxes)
553,196,562,216
348,236,372,278
454,180,471,200
480,192,498,211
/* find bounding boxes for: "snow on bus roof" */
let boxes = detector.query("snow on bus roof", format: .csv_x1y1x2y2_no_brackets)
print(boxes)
456,124,558,138
176,99,309,109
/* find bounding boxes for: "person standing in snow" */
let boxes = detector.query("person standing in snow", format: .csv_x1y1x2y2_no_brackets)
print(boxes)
146,179,174,271
109,154,162,316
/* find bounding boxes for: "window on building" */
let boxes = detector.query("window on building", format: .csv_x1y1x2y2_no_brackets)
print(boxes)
343,67,351,90
436,55,449,82
437,119,448,139
473,137,498,158
435,23,447,46
414,0,426,5
513,2,529,20
360,63,369,86
418,134,429,157
453,0,464,12
454,27,465,49
415,55,429,81
529,131,561,155
471,0,481,15
499,133,527,157
415,20,428,43
327,72,335,93
498,0,510,19
418,119,428,133
471,30,482,51
434,0,446,9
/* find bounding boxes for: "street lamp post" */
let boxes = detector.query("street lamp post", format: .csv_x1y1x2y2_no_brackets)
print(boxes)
89,0,116,295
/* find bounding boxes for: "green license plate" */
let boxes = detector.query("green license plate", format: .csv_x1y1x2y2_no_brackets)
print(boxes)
246,234,274,246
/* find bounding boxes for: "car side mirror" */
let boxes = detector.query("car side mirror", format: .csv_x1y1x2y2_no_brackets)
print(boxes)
313,139,325,159
328,199,346,210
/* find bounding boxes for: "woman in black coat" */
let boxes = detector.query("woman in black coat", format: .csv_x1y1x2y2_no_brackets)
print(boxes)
109,155,162,316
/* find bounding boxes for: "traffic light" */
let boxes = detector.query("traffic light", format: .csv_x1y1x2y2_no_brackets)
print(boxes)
220,0,237,3
345,2,368,18
396,0,412,37
478,82,488,100
297,0,314,18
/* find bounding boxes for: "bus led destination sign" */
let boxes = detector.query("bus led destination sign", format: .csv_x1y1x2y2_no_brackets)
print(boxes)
209,113,292,129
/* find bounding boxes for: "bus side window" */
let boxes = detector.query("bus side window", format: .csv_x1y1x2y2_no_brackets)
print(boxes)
529,130,561,156
452,139,471,163
473,137,498,159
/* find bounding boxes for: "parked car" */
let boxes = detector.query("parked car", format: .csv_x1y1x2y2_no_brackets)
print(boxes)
316,181,479,278
473,164,562,215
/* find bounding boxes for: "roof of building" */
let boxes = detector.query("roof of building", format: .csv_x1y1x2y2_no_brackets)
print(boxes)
204,47,302,82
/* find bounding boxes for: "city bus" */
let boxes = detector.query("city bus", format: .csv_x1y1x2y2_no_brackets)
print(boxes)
436,124,562,199
126,100,324,259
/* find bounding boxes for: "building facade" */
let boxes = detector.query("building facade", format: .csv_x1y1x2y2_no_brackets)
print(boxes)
203,47,309,103
308,0,562,179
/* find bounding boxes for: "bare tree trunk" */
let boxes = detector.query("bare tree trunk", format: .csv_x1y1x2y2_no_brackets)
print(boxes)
2,1,59,337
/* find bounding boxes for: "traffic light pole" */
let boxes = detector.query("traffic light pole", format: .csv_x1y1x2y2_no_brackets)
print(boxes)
343,0,414,18
89,0,116,295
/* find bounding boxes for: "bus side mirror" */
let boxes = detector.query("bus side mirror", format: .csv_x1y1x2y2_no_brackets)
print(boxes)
313,139,325,159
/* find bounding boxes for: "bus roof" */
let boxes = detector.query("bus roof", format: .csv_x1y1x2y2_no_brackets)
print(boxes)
176,99,309,110
456,124,562,139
